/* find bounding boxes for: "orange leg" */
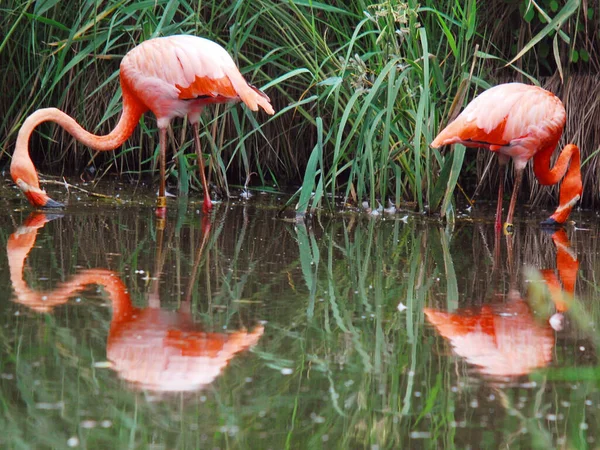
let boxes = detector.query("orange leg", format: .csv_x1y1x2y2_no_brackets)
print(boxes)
504,166,524,234
156,127,167,218
192,123,213,214
495,160,505,233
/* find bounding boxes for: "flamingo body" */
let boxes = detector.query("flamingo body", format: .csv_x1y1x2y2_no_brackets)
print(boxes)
11,35,274,212
432,82,581,229
120,36,273,126
425,228,579,376
424,299,555,377
8,212,264,392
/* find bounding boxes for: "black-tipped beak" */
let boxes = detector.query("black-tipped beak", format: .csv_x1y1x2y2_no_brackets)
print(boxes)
43,198,65,209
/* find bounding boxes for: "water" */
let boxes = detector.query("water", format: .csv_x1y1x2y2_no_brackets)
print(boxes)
1,190,599,449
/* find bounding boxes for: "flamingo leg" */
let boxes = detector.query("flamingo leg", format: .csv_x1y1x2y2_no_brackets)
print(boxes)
192,122,213,213
494,159,506,233
503,166,524,235
155,127,167,217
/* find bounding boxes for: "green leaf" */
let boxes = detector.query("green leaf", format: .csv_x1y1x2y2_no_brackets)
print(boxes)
552,34,563,82
580,49,589,62
430,152,453,211
507,0,580,67
34,0,60,15
523,2,535,21
297,118,323,214
24,12,69,31
571,49,579,63
441,145,466,218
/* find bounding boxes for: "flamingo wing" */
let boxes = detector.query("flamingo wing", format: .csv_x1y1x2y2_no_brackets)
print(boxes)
120,35,274,123
431,83,566,157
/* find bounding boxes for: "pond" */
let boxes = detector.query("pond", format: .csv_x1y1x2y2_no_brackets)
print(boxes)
1,186,599,449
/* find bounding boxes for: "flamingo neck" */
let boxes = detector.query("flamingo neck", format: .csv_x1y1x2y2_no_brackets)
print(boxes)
12,83,147,191
533,143,582,223
56,269,136,320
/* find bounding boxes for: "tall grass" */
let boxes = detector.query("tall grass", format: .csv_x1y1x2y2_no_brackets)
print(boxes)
0,0,593,214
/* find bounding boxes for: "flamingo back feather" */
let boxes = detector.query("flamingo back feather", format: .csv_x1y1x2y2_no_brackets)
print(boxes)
431,83,566,158
120,35,274,125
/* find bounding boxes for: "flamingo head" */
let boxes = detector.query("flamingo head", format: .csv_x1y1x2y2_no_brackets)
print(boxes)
15,179,64,209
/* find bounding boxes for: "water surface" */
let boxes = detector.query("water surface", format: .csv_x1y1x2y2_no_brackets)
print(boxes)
1,192,599,449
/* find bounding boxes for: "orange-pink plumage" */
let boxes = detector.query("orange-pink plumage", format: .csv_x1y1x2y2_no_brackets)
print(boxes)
432,82,581,231
11,35,275,214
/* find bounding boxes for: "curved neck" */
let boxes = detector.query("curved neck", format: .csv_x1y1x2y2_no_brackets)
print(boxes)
66,269,136,321
15,84,146,159
533,143,582,223
533,143,579,185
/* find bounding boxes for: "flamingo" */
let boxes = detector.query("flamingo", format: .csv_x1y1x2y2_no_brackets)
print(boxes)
431,82,582,233
8,212,265,392
424,228,579,377
11,35,275,214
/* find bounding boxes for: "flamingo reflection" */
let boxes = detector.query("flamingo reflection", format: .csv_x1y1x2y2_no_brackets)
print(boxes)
7,212,263,391
424,229,578,377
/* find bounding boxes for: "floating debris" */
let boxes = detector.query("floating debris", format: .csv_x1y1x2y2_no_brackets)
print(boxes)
410,431,432,439
549,313,564,331
80,420,97,429
36,401,64,410
384,200,396,214
92,361,113,369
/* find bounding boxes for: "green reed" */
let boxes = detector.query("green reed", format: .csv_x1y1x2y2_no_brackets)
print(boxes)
0,0,589,215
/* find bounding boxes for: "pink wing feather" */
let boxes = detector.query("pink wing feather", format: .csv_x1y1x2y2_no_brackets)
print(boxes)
431,83,566,161
120,35,274,125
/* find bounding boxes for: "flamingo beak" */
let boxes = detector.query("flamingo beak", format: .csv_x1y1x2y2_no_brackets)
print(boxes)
23,190,64,209
16,179,63,209
43,197,65,209
540,217,561,227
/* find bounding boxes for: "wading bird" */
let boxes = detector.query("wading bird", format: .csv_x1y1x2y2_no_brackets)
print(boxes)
11,35,275,214
431,83,581,233
8,212,264,392
425,228,578,377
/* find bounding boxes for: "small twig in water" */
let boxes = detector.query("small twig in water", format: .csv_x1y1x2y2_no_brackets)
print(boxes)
40,179,125,203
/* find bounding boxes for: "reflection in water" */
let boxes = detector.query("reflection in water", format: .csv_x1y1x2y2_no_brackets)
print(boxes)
2,202,598,449
7,212,263,392
425,229,579,377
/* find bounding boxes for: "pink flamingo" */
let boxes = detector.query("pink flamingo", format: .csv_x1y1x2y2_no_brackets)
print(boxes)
424,229,579,377
432,83,581,233
8,212,265,392
11,35,275,214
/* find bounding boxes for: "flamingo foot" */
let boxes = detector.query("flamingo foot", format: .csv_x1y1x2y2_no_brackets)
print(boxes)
202,197,213,214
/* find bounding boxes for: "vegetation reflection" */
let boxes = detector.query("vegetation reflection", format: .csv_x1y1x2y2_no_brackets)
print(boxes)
1,205,599,449
7,212,263,393
424,229,578,377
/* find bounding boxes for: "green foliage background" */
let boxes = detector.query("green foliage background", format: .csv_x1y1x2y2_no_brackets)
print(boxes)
0,0,596,214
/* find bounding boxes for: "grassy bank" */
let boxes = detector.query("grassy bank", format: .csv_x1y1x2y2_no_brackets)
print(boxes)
0,0,594,214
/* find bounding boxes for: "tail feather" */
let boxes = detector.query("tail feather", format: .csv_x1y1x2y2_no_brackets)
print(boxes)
249,85,275,115
224,66,274,115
